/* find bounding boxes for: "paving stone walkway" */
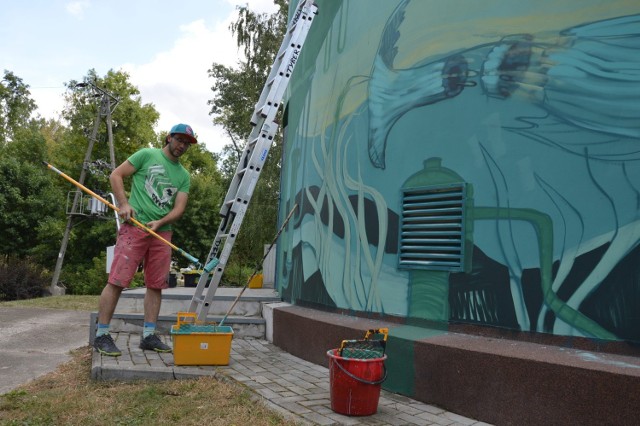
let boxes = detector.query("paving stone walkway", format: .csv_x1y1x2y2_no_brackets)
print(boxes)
92,333,491,426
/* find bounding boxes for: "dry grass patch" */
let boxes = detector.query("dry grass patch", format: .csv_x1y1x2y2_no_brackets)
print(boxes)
0,347,299,426
0,295,99,311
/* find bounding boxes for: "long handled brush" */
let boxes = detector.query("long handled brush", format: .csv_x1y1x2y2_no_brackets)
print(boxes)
43,161,200,265
218,203,298,327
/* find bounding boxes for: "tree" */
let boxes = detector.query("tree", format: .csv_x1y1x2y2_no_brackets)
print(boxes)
208,0,289,270
0,71,63,264
0,133,63,260
53,69,159,184
0,71,37,146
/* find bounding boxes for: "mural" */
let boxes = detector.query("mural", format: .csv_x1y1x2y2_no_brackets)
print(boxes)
278,0,640,343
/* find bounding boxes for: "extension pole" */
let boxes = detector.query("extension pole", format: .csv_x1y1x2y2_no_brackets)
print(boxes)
219,203,298,327
43,161,200,265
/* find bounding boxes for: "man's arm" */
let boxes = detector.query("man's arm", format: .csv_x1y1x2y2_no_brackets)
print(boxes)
146,191,189,231
110,160,137,221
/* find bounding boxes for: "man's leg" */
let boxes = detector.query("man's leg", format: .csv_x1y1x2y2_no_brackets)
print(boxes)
143,287,162,324
93,283,125,356
98,283,123,325
140,287,171,352
94,224,147,356
139,232,172,353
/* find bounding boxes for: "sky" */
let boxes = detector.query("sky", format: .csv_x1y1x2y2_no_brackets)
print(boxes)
0,0,279,154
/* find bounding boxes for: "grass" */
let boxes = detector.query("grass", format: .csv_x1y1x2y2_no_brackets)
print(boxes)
0,295,100,311
0,296,300,425
0,347,298,426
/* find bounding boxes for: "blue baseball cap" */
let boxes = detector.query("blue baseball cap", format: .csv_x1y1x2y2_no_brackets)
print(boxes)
170,123,197,144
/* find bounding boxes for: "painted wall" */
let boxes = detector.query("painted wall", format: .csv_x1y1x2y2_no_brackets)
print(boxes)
278,0,640,343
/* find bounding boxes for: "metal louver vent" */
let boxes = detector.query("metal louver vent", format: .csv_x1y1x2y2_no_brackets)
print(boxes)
399,184,466,271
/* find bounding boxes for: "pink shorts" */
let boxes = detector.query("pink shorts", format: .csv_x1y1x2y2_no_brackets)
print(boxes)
108,223,172,289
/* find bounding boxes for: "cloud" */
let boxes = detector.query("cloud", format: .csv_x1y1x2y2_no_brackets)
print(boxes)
124,1,278,154
65,0,90,19
31,0,280,154
123,15,243,153
223,0,280,14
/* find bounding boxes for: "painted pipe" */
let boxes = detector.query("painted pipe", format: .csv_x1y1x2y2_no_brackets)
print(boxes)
43,161,200,265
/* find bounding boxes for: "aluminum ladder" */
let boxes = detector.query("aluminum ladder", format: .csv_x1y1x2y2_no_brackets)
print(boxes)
188,0,318,320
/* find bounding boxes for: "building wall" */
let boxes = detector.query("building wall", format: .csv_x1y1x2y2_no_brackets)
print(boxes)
278,0,640,344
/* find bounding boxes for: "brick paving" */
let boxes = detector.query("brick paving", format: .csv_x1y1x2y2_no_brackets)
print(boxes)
92,333,491,426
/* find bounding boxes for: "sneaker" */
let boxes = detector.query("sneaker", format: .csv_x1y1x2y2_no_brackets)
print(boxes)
140,334,172,353
93,334,122,357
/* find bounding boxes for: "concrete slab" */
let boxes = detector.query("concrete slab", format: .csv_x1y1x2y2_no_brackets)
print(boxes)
0,307,90,394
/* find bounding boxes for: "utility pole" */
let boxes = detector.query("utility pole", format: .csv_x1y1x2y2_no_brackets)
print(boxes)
49,81,119,295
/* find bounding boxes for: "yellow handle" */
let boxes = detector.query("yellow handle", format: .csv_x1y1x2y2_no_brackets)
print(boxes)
364,328,389,341
176,312,198,327
43,161,199,264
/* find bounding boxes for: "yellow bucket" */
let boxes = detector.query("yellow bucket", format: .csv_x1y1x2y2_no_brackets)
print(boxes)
248,273,263,289
170,312,234,365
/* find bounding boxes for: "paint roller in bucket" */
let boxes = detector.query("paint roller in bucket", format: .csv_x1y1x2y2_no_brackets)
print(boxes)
43,161,201,267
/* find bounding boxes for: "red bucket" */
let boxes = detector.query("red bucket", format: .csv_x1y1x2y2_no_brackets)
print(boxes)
326,348,387,416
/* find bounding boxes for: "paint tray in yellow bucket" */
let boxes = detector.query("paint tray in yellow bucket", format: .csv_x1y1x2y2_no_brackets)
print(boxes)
171,312,234,366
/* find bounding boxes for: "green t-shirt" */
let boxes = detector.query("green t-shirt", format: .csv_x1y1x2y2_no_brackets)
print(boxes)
127,148,190,231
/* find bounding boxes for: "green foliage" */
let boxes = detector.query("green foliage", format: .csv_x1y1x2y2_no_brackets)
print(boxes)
208,1,288,145
60,252,108,295
222,262,255,287
64,69,159,155
0,153,63,259
0,256,48,301
0,70,37,146
59,251,144,295
173,171,223,269
208,63,259,145
59,220,119,280
208,0,288,269
52,69,159,195
4,118,49,162
0,74,61,263
28,218,65,266
231,0,289,75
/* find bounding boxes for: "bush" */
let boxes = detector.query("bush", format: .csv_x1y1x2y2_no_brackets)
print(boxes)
223,261,254,287
61,253,144,295
0,256,49,301
60,254,107,295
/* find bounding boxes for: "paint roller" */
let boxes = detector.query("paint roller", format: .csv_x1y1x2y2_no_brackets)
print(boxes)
43,161,202,267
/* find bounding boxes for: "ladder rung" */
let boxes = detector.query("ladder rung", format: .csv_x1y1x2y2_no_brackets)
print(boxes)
253,102,276,119
276,50,286,63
